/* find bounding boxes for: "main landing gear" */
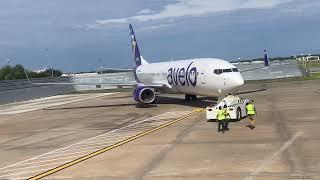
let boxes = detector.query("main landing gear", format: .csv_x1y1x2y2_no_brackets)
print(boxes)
185,94,197,102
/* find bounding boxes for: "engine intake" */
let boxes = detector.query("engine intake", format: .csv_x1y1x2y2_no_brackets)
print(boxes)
133,86,155,104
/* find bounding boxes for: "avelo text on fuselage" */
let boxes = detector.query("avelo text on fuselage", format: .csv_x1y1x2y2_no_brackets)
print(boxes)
167,62,197,87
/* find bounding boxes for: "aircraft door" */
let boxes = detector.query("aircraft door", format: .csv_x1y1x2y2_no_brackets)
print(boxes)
213,69,225,94
200,69,206,84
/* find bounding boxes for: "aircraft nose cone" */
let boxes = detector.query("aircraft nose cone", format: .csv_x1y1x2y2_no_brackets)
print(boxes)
228,74,244,94
232,74,244,88
236,75,244,87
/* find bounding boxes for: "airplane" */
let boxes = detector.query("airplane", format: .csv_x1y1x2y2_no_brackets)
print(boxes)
25,24,270,104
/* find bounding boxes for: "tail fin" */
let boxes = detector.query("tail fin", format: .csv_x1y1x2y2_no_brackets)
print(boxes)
140,56,149,65
129,24,145,67
264,49,270,66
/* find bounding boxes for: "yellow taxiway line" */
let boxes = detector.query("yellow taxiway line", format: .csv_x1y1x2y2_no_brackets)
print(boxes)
29,108,203,180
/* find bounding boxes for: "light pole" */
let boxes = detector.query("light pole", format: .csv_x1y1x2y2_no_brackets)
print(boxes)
98,58,103,74
51,65,53,78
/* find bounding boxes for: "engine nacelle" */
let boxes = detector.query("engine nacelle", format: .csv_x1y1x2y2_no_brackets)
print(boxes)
133,85,155,104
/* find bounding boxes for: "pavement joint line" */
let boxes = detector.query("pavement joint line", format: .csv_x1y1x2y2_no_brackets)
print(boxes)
49,139,123,150
0,111,171,172
8,154,85,168
37,141,123,155
42,93,116,108
0,161,67,174
47,136,131,150
28,108,203,180
0,93,118,115
0,168,51,179
243,131,304,180
25,148,98,160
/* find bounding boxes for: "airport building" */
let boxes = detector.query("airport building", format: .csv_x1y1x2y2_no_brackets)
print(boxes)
296,55,320,61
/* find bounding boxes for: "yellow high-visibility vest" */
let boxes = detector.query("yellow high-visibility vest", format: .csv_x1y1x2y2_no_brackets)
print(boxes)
217,110,225,120
223,108,230,118
246,104,255,115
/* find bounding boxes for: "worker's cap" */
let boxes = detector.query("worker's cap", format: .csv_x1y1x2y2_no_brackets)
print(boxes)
218,106,222,109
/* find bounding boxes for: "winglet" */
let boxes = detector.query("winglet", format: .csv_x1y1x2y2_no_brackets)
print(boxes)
264,49,270,67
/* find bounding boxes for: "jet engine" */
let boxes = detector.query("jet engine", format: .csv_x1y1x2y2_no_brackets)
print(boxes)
133,85,155,104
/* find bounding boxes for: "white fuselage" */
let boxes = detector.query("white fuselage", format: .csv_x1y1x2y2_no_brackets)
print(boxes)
135,58,244,97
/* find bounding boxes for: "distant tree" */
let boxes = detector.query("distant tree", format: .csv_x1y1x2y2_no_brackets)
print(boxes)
0,64,63,80
0,65,14,80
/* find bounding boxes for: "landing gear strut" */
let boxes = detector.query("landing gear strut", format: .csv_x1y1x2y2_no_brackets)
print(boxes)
185,94,197,102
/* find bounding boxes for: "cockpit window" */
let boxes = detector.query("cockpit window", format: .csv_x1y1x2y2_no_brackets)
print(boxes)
222,69,232,73
214,68,239,75
232,68,239,72
214,69,222,75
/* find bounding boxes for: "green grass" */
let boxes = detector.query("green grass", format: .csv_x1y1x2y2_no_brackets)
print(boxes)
246,75,320,84
310,62,320,68
311,72,320,78
298,61,320,68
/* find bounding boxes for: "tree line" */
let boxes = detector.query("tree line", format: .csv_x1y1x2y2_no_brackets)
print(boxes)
0,64,62,81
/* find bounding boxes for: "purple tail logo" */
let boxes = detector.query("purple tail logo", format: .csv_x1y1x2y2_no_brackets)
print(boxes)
129,24,142,67
264,50,270,66
167,62,197,87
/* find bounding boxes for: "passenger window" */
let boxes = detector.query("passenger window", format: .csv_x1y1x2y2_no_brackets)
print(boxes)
222,69,232,73
232,68,239,72
214,69,222,75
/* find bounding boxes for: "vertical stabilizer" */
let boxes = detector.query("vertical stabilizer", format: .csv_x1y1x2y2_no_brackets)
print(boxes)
264,49,270,66
129,24,145,67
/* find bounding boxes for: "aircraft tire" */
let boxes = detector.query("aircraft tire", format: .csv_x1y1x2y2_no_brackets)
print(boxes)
185,94,191,102
236,108,242,120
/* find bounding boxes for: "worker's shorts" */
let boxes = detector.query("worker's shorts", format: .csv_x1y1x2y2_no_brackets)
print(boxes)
248,114,255,121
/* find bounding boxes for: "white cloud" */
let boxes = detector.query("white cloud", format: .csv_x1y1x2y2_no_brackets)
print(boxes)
138,24,173,32
137,8,154,15
94,0,295,26
280,1,320,14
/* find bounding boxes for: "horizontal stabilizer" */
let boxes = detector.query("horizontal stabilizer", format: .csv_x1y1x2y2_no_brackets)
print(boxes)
98,68,133,73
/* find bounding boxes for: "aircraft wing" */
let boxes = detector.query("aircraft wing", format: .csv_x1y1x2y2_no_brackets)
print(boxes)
26,80,168,88
24,72,169,88
240,66,268,73
28,82,135,86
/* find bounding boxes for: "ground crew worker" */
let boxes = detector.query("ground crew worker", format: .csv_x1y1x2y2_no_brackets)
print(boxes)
216,106,225,132
223,104,231,131
246,100,256,129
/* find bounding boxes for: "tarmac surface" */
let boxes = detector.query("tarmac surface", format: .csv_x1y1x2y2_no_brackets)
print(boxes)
0,80,319,179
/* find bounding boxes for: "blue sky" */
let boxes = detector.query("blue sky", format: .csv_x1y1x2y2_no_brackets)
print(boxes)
0,0,320,72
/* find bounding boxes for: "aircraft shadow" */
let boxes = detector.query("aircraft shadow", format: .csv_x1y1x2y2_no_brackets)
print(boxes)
207,119,242,123
155,96,217,108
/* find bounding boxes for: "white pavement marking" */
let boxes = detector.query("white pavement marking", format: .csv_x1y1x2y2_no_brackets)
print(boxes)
0,93,117,115
0,110,194,179
243,131,303,180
